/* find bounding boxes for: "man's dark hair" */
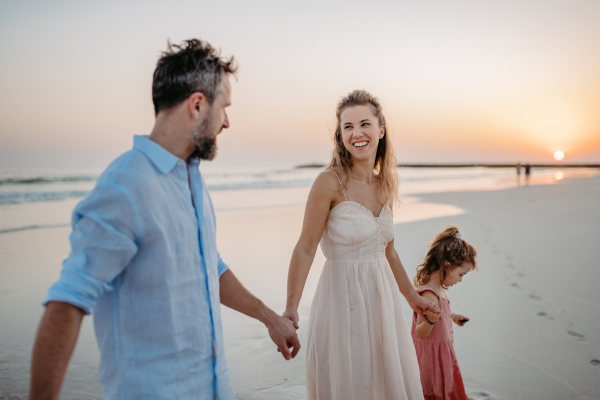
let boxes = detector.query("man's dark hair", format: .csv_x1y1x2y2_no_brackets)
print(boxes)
152,39,238,115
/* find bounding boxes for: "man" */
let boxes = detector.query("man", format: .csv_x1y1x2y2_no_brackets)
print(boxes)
30,39,299,400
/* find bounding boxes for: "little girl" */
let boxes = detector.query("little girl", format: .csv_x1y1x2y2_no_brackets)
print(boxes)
411,226,477,400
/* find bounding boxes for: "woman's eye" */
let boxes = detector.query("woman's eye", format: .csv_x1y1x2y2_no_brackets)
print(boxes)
344,126,351,130
362,123,370,127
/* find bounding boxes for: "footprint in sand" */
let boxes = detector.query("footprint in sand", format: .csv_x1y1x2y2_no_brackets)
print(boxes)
507,263,515,269
506,255,514,261
590,359,600,366
537,311,554,320
567,331,585,341
517,271,526,278
528,294,541,300
470,391,492,399
510,282,521,289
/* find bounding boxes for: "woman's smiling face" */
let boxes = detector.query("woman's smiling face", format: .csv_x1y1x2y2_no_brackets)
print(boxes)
339,105,384,162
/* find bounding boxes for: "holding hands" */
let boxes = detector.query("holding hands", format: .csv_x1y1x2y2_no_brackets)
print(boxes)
267,313,301,360
282,308,300,329
408,292,441,321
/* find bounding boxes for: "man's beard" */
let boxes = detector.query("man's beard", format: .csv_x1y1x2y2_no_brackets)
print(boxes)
190,110,218,161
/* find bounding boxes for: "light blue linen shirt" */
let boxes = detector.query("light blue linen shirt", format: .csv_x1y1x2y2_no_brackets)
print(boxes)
45,135,234,400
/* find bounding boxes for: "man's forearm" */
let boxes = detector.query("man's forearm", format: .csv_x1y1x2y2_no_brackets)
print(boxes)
219,269,277,326
30,301,84,400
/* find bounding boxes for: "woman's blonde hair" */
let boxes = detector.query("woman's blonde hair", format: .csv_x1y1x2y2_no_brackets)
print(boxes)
326,90,399,208
414,226,478,289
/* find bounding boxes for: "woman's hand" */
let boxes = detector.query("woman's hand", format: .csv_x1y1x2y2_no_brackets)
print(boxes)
282,308,300,329
407,291,440,318
451,312,469,326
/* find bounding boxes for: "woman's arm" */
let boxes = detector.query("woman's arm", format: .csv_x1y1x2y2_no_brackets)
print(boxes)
414,291,441,340
282,171,340,328
385,241,440,315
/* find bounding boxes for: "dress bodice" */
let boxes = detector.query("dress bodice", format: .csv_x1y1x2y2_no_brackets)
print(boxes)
319,201,394,261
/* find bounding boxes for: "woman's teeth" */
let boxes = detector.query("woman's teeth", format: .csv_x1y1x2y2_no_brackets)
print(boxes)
353,141,368,148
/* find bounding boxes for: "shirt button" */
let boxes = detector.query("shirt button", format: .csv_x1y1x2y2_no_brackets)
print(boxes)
177,161,182,166
184,185,189,190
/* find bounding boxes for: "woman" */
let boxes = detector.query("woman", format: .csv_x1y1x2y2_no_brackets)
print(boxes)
283,90,438,400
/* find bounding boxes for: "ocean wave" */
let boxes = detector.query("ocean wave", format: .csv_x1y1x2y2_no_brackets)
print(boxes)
0,177,317,205
0,176,97,185
0,190,91,204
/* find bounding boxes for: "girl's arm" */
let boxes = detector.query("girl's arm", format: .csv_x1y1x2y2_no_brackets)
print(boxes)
282,171,340,328
415,291,441,340
385,241,441,316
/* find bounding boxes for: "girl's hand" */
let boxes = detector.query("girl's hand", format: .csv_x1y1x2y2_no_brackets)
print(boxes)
451,312,469,326
423,308,442,323
282,308,300,329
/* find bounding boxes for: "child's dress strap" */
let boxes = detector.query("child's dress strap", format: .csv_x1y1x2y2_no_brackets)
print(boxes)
329,170,347,201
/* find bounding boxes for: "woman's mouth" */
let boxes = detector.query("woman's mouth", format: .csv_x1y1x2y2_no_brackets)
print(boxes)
353,141,368,148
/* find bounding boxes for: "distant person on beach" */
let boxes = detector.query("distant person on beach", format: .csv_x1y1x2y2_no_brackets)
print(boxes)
283,90,439,399
525,163,531,185
30,39,299,400
412,226,477,400
516,162,522,185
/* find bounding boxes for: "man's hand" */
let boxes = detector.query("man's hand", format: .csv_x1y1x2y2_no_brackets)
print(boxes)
407,292,440,319
267,315,300,361
282,308,299,329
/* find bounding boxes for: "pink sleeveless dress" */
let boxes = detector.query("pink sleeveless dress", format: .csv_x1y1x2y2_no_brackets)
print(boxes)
411,285,468,400
305,171,424,400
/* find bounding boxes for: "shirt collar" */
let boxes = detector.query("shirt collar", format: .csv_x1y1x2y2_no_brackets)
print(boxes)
133,135,182,174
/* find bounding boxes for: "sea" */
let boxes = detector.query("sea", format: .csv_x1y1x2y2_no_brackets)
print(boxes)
1,165,596,233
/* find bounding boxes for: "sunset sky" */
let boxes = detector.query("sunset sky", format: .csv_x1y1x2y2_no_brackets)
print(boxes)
1,0,599,169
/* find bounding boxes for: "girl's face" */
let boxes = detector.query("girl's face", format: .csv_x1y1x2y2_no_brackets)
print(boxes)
339,105,384,163
443,262,474,287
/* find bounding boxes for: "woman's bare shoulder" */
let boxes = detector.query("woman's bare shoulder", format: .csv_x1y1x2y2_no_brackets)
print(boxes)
312,169,341,191
308,169,344,204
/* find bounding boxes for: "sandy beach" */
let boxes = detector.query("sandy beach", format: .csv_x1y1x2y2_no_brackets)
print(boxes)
1,173,599,399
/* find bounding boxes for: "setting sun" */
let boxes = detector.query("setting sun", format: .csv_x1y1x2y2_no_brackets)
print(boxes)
553,151,565,161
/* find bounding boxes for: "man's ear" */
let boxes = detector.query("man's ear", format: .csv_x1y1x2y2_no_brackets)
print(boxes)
188,92,207,120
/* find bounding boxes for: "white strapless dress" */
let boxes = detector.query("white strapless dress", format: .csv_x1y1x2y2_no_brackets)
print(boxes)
306,200,424,400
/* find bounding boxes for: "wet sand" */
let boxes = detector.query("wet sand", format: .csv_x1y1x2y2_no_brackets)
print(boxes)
1,176,599,399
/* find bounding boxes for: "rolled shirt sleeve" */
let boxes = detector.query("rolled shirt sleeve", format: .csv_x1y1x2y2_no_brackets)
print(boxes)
44,183,143,314
217,252,229,278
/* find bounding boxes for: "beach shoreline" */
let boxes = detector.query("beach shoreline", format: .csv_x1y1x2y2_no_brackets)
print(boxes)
0,174,599,399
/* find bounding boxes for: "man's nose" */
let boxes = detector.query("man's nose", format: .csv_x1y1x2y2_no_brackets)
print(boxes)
223,112,230,129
